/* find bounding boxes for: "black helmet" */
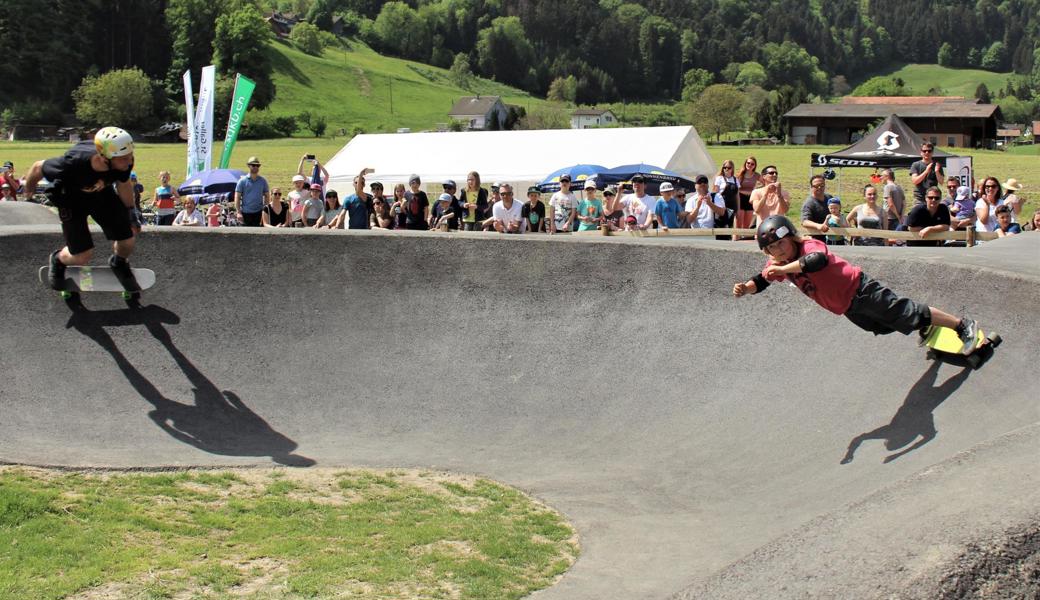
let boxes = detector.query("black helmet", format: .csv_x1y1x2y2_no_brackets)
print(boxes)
757,215,796,250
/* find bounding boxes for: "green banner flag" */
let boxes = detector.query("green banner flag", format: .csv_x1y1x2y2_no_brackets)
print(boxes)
218,74,256,169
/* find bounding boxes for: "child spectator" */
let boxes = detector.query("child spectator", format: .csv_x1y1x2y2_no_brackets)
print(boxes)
287,174,307,227
522,186,546,233
548,173,577,234
403,174,430,230
1022,209,1040,232
733,215,979,354
994,205,1021,238
950,186,976,230
153,170,180,225
391,183,408,228
492,183,524,233
460,171,489,231
576,180,604,231
172,196,204,227
262,188,291,227
431,193,460,230
824,198,848,245
206,202,221,227
302,183,324,227
652,182,681,232
0,183,15,201
317,190,342,229
130,172,144,211
370,197,395,229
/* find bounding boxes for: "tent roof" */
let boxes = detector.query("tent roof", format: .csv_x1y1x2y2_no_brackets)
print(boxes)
785,102,999,119
811,114,958,169
324,126,716,192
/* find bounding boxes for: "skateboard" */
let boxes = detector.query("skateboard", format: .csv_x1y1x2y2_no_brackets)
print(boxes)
922,325,1002,369
38,265,155,301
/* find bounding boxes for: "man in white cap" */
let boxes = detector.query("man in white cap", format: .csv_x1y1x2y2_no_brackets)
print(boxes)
652,181,682,232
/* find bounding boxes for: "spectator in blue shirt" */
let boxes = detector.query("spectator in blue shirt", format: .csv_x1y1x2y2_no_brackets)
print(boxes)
653,182,682,232
234,156,269,227
329,167,373,229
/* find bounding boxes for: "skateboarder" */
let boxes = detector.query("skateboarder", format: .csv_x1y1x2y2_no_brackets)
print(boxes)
23,127,142,291
732,215,978,354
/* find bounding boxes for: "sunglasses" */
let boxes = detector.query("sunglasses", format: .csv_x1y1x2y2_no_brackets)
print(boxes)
921,149,932,154
926,195,941,200
763,170,778,175
272,192,282,196
984,184,997,189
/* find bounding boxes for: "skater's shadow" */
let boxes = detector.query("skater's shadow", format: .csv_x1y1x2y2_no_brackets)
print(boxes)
840,361,972,465
64,301,315,466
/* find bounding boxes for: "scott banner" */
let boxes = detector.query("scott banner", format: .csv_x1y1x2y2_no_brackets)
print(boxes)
218,74,256,169
182,70,197,178
192,65,216,176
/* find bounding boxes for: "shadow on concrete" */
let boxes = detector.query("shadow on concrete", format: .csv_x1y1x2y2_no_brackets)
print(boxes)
64,299,315,466
841,361,973,465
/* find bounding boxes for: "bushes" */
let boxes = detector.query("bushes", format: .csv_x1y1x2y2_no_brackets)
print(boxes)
240,110,297,139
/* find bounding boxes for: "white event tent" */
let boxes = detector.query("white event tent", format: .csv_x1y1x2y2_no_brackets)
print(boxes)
324,125,715,193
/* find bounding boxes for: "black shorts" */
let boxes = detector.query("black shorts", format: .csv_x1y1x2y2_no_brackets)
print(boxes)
738,192,754,211
844,273,931,336
241,211,263,227
58,190,133,255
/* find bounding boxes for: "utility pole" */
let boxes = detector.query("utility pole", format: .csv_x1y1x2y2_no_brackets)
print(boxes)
389,76,394,116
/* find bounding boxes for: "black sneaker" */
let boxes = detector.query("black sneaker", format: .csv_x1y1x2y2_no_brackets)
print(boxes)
47,250,67,290
109,254,141,292
957,318,978,355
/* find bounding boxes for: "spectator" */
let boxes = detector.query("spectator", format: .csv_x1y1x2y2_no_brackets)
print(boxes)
801,174,834,240
261,188,291,227
369,181,388,213
522,186,546,233
909,142,943,205
906,185,951,247
403,174,430,230
548,173,577,234
652,182,681,232
431,192,460,231
390,183,408,228
846,184,884,246
994,205,1021,238
685,175,726,229
880,168,907,231
735,156,760,232
1021,208,1040,231
577,179,605,232
750,165,789,226
234,156,269,227
492,183,524,233
370,196,395,229
950,186,976,230
460,171,489,231
130,172,144,211
824,198,849,245
302,183,325,227
287,174,308,227
943,176,960,207
0,183,15,201
315,189,342,229
975,177,1002,234
714,159,739,228
617,175,655,231
1,161,19,197
153,170,180,225
1000,178,1024,221
172,195,205,227
601,186,624,231
206,202,221,227
331,169,373,230
297,154,330,189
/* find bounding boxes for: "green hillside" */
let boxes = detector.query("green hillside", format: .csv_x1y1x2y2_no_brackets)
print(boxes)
856,63,1015,98
265,39,551,134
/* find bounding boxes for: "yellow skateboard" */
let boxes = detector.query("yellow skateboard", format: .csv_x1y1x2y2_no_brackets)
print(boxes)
922,325,1001,369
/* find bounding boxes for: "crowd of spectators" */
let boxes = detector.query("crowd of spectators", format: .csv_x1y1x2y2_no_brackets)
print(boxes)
3,149,1034,244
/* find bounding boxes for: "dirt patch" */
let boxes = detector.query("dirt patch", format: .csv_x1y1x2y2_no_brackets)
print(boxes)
935,523,1040,599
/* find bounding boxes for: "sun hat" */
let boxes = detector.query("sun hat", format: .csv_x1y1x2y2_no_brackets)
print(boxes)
1002,178,1023,191
292,174,306,183
584,179,598,189
955,186,970,201
659,182,674,193
246,156,261,165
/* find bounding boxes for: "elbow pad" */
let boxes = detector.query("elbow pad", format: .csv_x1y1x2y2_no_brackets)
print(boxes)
799,252,829,273
750,274,770,293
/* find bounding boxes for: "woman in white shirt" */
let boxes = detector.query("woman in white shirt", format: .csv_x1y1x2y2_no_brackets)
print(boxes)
975,177,1002,233
173,196,205,227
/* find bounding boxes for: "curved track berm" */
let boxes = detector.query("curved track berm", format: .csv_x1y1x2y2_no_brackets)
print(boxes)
1,220,1038,599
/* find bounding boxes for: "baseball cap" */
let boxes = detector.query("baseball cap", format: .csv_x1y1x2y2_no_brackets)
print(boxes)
631,175,646,183
246,156,261,165
370,181,383,189
695,175,709,185
955,186,970,201
1,183,10,189
292,174,306,183
603,186,617,197
827,197,841,205
491,182,502,191
559,173,572,182
309,183,322,190
442,179,456,188
584,179,597,189
527,186,540,195
438,193,453,202
2,161,13,168
625,215,637,224
659,182,674,193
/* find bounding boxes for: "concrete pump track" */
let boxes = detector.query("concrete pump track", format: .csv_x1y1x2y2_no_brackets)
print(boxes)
3,203,1039,599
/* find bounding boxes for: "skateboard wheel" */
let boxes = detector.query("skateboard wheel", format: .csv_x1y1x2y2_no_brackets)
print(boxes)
59,290,74,300
989,334,1002,348
925,350,936,360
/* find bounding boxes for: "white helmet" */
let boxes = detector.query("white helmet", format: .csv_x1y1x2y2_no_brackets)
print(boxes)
94,127,134,159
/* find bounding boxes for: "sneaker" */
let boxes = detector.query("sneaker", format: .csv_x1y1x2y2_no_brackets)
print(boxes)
957,318,978,355
47,250,67,290
108,254,141,292
918,325,936,347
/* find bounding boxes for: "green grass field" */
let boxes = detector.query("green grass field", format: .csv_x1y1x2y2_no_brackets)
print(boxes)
852,63,1016,98
0,467,577,600
266,39,550,135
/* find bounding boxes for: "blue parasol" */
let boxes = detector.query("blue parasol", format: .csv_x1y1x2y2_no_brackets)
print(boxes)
177,169,246,197
537,164,607,193
595,163,697,195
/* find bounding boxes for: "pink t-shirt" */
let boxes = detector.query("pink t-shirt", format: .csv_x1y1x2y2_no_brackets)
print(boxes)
206,203,221,227
762,238,862,315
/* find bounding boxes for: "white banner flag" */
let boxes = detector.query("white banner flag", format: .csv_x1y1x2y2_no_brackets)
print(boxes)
193,65,216,175
946,156,973,190
183,70,197,178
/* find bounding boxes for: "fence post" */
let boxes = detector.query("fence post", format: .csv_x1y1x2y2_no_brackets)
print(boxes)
966,227,975,248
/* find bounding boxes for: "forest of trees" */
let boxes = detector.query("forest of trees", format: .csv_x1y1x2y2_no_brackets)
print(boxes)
1,0,1039,135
